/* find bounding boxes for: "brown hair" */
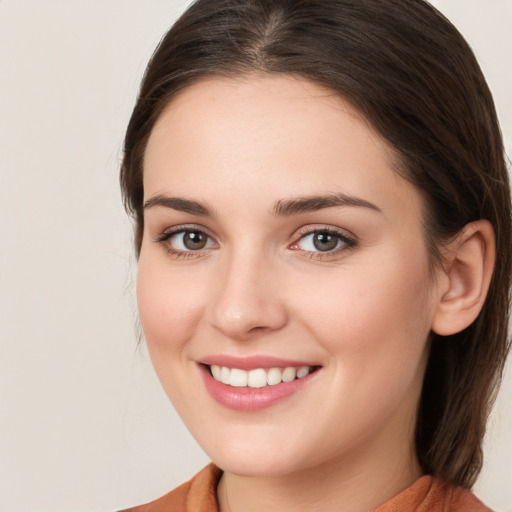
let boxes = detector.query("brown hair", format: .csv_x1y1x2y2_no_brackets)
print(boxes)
121,0,511,488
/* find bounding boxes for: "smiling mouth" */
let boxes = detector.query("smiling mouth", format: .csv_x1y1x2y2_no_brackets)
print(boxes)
207,364,319,388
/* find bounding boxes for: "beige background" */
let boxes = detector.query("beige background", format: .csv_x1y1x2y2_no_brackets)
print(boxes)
0,1,510,511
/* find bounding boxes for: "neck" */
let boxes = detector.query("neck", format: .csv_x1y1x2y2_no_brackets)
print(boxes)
217,424,423,512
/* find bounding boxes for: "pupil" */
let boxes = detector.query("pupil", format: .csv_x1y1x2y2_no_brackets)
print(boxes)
313,232,338,251
184,231,207,250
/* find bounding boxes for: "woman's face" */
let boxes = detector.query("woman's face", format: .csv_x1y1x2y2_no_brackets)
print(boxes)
138,75,442,478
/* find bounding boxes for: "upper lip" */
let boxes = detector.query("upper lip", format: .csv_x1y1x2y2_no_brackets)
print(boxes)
198,355,320,371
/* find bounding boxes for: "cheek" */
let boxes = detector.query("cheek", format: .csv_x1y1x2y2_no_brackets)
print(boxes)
292,248,434,366
136,255,207,354
288,255,433,445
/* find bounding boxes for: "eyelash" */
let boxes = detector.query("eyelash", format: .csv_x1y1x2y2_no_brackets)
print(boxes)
289,226,357,260
154,225,217,260
154,225,357,260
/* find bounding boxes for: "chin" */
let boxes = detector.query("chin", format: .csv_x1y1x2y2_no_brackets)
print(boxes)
194,427,319,478
212,451,307,478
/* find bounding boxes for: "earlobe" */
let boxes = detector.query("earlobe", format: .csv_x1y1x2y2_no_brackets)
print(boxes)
431,220,495,336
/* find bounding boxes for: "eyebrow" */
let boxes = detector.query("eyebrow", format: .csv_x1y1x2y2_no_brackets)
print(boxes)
143,195,214,216
273,193,382,216
143,192,381,218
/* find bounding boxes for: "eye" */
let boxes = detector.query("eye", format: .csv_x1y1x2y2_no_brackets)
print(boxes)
174,230,211,251
156,227,217,255
290,228,356,255
300,231,340,252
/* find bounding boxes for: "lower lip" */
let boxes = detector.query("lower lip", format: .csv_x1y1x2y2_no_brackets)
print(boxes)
199,365,318,412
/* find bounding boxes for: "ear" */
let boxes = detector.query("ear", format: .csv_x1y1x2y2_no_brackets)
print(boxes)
431,220,495,336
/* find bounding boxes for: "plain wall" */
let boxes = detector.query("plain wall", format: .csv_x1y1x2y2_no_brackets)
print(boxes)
0,1,510,511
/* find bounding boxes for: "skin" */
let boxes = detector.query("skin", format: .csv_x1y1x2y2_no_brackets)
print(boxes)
138,75,448,512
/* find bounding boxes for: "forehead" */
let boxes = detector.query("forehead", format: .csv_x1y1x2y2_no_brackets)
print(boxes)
143,74,421,221
148,74,385,162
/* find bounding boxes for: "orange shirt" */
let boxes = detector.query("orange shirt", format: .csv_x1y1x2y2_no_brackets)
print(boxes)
120,463,491,512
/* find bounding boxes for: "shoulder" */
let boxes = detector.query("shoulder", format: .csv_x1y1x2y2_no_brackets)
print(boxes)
118,463,222,512
443,481,493,512
374,475,492,512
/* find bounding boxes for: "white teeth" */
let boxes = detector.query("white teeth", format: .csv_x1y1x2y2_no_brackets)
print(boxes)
209,365,313,388
230,368,248,387
282,367,297,382
248,368,267,388
221,366,231,385
266,367,282,386
211,365,222,381
297,366,310,378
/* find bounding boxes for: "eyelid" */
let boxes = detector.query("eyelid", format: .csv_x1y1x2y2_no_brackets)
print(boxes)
154,224,219,257
288,225,357,256
154,223,215,241
153,223,356,260
291,224,357,243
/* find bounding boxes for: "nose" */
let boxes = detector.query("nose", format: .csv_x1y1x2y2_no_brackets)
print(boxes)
208,249,288,341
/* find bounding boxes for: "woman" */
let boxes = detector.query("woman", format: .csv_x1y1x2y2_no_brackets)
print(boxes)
119,0,511,510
